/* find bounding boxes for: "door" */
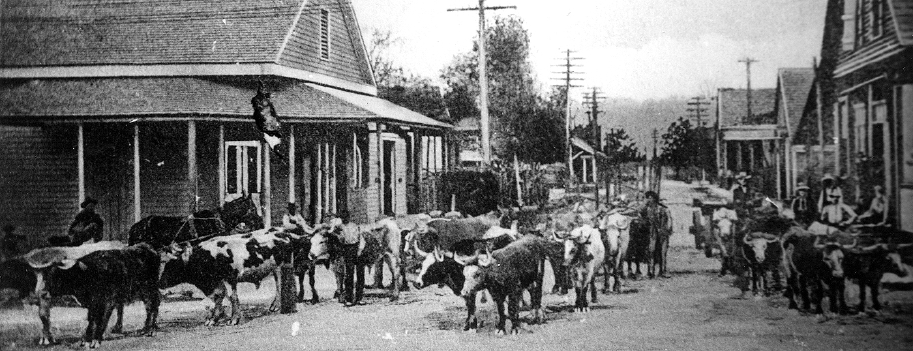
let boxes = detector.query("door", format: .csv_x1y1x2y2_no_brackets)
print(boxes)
224,141,261,202
383,140,395,216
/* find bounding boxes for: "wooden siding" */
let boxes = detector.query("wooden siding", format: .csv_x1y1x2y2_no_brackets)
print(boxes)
394,138,407,216
837,2,901,77
84,124,134,240
196,122,221,211
278,0,374,87
0,125,78,248
140,122,189,217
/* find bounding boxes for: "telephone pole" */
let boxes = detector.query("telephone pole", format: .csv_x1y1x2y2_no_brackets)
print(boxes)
581,87,605,149
552,50,584,186
686,96,710,127
738,57,758,123
652,128,659,160
448,0,516,167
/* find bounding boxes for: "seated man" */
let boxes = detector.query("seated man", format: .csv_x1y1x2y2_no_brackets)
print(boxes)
820,201,857,230
282,203,310,236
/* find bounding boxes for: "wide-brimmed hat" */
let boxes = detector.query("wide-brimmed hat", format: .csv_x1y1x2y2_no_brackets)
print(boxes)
735,172,751,180
795,182,810,192
80,197,98,208
821,173,834,182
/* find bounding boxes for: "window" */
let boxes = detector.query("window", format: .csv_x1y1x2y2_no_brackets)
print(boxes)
421,135,444,175
871,0,884,39
319,9,330,60
225,141,261,198
351,133,367,188
853,104,868,155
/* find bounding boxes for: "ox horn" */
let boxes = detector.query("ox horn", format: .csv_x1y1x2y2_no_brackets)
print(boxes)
896,243,913,249
813,236,826,249
841,239,858,249
413,240,429,258
454,249,480,266
858,243,884,253
766,236,779,243
743,235,754,245
478,248,493,267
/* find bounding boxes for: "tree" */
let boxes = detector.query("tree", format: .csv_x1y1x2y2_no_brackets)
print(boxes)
659,117,715,179
603,128,645,164
440,15,565,164
367,29,447,119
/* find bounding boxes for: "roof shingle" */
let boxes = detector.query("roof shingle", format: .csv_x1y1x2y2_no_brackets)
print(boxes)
0,0,301,67
717,88,777,127
777,68,815,138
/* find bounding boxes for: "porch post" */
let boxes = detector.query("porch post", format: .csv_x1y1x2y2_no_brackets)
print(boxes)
218,124,226,205
133,124,141,222
263,143,272,227
377,124,385,217
187,121,198,213
736,142,743,171
775,140,782,199
77,123,85,205
289,125,296,203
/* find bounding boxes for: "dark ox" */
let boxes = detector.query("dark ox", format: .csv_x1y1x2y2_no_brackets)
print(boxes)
782,232,855,315
459,236,552,335
307,218,404,302
159,228,304,325
23,242,160,348
0,257,37,304
740,233,780,296
844,242,912,313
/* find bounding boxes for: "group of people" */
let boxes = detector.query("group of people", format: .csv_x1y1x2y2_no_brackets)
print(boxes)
1,197,105,261
789,173,889,229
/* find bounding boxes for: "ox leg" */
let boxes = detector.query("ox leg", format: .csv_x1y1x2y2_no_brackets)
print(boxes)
91,302,117,348
508,291,522,335
140,287,161,336
354,262,366,305
463,293,479,332
785,272,799,310
869,280,882,312
38,294,55,345
832,279,847,315
646,233,657,279
227,282,242,325
601,262,611,294
368,260,384,289
296,269,306,303
658,235,670,278
205,283,227,326
110,304,124,334
308,267,319,304
530,266,545,324
812,279,825,315
82,303,100,348
386,255,400,301
590,280,598,303
799,277,811,311
269,270,281,312
492,292,508,335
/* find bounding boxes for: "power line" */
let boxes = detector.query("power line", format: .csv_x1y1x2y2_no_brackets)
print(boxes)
447,0,517,167
738,57,758,124
686,95,711,127
551,49,583,186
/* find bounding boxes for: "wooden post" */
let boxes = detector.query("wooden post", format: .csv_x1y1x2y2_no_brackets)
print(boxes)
289,125,296,204
377,125,384,217
218,124,226,205
77,123,85,205
263,143,271,227
331,142,337,214
775,140,782,199
814,59,826,171
736,142,743,171
133,124,141,222
187,121,197,213
514,154,523,207
316,142,323,223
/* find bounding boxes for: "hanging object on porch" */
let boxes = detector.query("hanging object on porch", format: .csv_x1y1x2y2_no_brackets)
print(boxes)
251,82,283,150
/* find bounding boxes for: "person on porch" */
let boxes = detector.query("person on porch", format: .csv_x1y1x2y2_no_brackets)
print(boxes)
67,197,104,246
817,173,844,212
820,199,857,230
790,183,816,226
730,172,753,216
857,185,889,226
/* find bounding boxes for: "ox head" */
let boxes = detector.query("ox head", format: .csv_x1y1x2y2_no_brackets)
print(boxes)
854,243,913,277
308,227,337,262
411,244,467,295
814,236,857,278
563,226,596,266
742,233,779,263
158,242,193,288
460,252,494,299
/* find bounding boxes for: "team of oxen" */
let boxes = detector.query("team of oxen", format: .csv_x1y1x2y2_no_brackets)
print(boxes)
700,204,913,318
0,197,667,346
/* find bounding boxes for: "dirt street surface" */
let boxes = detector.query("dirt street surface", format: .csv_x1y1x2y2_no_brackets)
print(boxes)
2,181,912,351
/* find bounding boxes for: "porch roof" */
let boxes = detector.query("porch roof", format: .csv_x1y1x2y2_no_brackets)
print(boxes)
0,76,450,129
720,124,785,141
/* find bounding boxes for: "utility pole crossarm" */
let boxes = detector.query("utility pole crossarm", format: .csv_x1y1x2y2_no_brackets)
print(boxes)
446,0,516,167
738,57,758,124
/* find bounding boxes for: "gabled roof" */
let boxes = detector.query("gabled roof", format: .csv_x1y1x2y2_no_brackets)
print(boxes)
1,0,299,66
716,88,777,127
0,0,375,89
776,68,815,139
571,137,606,157
889,0,913,46
0,77,449,128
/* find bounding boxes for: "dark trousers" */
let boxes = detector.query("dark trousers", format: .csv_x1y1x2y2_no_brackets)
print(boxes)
341,244,364,304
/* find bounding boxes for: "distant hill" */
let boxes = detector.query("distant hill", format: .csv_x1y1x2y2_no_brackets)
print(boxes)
588,96,691,158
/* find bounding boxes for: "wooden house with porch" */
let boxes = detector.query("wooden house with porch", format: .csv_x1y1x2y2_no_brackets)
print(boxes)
0,0,451,246
797,0,913,230
774,67,817,199
715,88,783,197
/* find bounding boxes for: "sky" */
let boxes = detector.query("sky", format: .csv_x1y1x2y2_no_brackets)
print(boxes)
351,0,828,101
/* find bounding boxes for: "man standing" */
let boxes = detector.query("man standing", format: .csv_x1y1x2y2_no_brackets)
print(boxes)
282,203,309,236
328,212,365,307
68,198,104,246
641,191,672,278
790,183,816,226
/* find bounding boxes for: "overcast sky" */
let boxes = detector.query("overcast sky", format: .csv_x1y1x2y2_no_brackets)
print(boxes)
351,0,827,101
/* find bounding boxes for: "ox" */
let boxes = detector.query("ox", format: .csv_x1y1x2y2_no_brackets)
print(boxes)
599,211,630,293
460,236,551,335
844,242,912,313
0,257,36,305
782,231,855,316
562,224,605,312
711,207,738,276
159,228,304,325
308,218,404,302
740,232,781,296
23,242,159,348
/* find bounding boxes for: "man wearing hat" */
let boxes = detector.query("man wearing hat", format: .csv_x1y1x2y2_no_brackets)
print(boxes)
817,173,844,212
282,202,310,236
790,182,816,226
731,172,753,215
67,197,104,246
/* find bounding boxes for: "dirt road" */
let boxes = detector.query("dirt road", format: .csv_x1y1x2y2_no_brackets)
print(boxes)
2,181,912,351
